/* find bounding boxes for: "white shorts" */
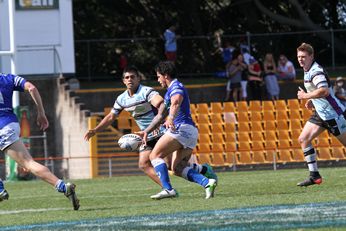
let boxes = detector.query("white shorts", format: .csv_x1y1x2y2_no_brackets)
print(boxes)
166,124,198,149
0,122,20,151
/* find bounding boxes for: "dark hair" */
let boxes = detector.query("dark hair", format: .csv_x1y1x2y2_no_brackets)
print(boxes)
122,66,139,78
154,61,177,78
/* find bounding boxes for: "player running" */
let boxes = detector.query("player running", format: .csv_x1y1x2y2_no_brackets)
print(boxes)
0,73,79,210
137,61,217,199
84,66,216,188
296,43,346,187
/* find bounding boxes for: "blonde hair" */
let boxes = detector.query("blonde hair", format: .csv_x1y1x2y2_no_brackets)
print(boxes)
297,43,314,55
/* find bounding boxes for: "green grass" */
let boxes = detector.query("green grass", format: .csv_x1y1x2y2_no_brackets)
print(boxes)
1,167,346,229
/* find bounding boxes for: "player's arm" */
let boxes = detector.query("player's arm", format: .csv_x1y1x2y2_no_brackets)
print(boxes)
84,112,117,141
24,81,49,131
164,94,183,129
297,74,330,100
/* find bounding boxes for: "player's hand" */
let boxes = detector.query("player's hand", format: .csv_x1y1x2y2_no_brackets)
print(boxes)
84,129,96,141
37,112,49,131
135,131,148,145
164,117,175,131
297,87,306,99
305,99,314,110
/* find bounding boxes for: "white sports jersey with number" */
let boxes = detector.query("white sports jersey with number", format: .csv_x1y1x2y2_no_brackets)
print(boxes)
304,61,345,120
111,85,165,140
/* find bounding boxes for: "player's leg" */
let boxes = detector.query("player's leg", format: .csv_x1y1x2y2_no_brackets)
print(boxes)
149,134,181,199
174,149,217,199
138,147,162,187
5,140,79,210
297,121,325,187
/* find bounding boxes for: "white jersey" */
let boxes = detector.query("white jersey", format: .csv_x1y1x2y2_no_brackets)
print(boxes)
304,61,345,120
111,85,165,140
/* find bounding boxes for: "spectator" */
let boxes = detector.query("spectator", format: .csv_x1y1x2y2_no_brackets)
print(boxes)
225,53,244,102
212,40,235,66
263,53,280,100
163,24,178,63
277,54,296,81
333,76,346,107
247,57,263,101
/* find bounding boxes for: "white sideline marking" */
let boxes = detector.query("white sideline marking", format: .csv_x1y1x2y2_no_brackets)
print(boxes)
0,207,69,215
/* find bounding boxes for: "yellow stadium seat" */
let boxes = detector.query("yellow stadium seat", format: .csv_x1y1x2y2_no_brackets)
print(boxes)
198,123,210,134
211,143,225,153
317,147,334,160
315,137,330,147
289,109,301,120
198,133,211,144
238,141,251,151
276,110,288,121
210,113,224,124
287,99,300,110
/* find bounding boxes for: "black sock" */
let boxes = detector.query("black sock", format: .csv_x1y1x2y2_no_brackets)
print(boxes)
310,171,321,179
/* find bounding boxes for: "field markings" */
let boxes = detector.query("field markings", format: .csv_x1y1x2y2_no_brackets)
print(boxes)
2,201,346,230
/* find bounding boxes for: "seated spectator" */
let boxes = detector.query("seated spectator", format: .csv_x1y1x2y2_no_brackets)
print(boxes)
263,53,280,100
277,54,296,81
333,76,346,107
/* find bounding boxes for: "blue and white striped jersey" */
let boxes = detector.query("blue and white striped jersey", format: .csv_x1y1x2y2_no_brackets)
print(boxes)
304,62,345,120
164,79,195,127
111,85,165,140
0,73,26,129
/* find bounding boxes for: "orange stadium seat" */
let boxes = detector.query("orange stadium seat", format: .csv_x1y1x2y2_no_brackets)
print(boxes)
211,153,226,166
224,152,235,165
238,141,251,151
117,117,131,130
317,147,333,160
288,109,302,120
264,130,277,141
330,136,343,147
238,132,250,142
224,123,236,133
198,143,211,153
302,108,312,120
237,151,253,164
210,102,223,114
250,111,262,121
265,150,278,162
190,104,197,114
250,121,263,132
276,110,288,121
287,99,300,110
249,100,261,111
291,149,305,162
225,132,237,143
198,123,210,134
252,140,264,151
236,101,248,111
277,120,289,130
197,114,210,124
197,153,212,164
104,107,112,115
290,119,302,130
196,103,209,114
210,113,224,124
237,111,250,122
251,131,264,141
278,139,291,149
211,143,225,153
223,102,236,113
263,121,276,130
265,140,277,150
253,151,267,163
211,133,225,144
211,123,224,134
263,111,275,121
278,149,292,162
275,100,287,111
198,133,211,144
225,142,237,152
315,137,330,147
277,130,290,140
331,147,345,159
238,122,250,132
263,100,275,111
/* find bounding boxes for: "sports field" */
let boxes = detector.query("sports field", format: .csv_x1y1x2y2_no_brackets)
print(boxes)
1,167,346,230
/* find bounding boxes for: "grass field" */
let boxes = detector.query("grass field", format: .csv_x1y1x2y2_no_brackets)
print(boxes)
1,167,346,230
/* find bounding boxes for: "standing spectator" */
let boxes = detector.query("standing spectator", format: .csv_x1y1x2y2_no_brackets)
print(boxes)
212,38,235,67
333,76,346,107
163,24,178,63
277,54,296,81
224,53,244,102
247,58,263,101
263,53,280,100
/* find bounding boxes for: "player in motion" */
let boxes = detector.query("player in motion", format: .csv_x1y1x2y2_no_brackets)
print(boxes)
137,61,217,199
84,66,216,187
296,43,346,186
0,73,79,210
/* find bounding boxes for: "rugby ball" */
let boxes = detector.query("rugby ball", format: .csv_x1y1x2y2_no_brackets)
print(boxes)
118,133,142,151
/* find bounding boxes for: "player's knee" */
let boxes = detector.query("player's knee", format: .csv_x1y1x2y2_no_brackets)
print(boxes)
138,161,151,172
298,134,310,146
